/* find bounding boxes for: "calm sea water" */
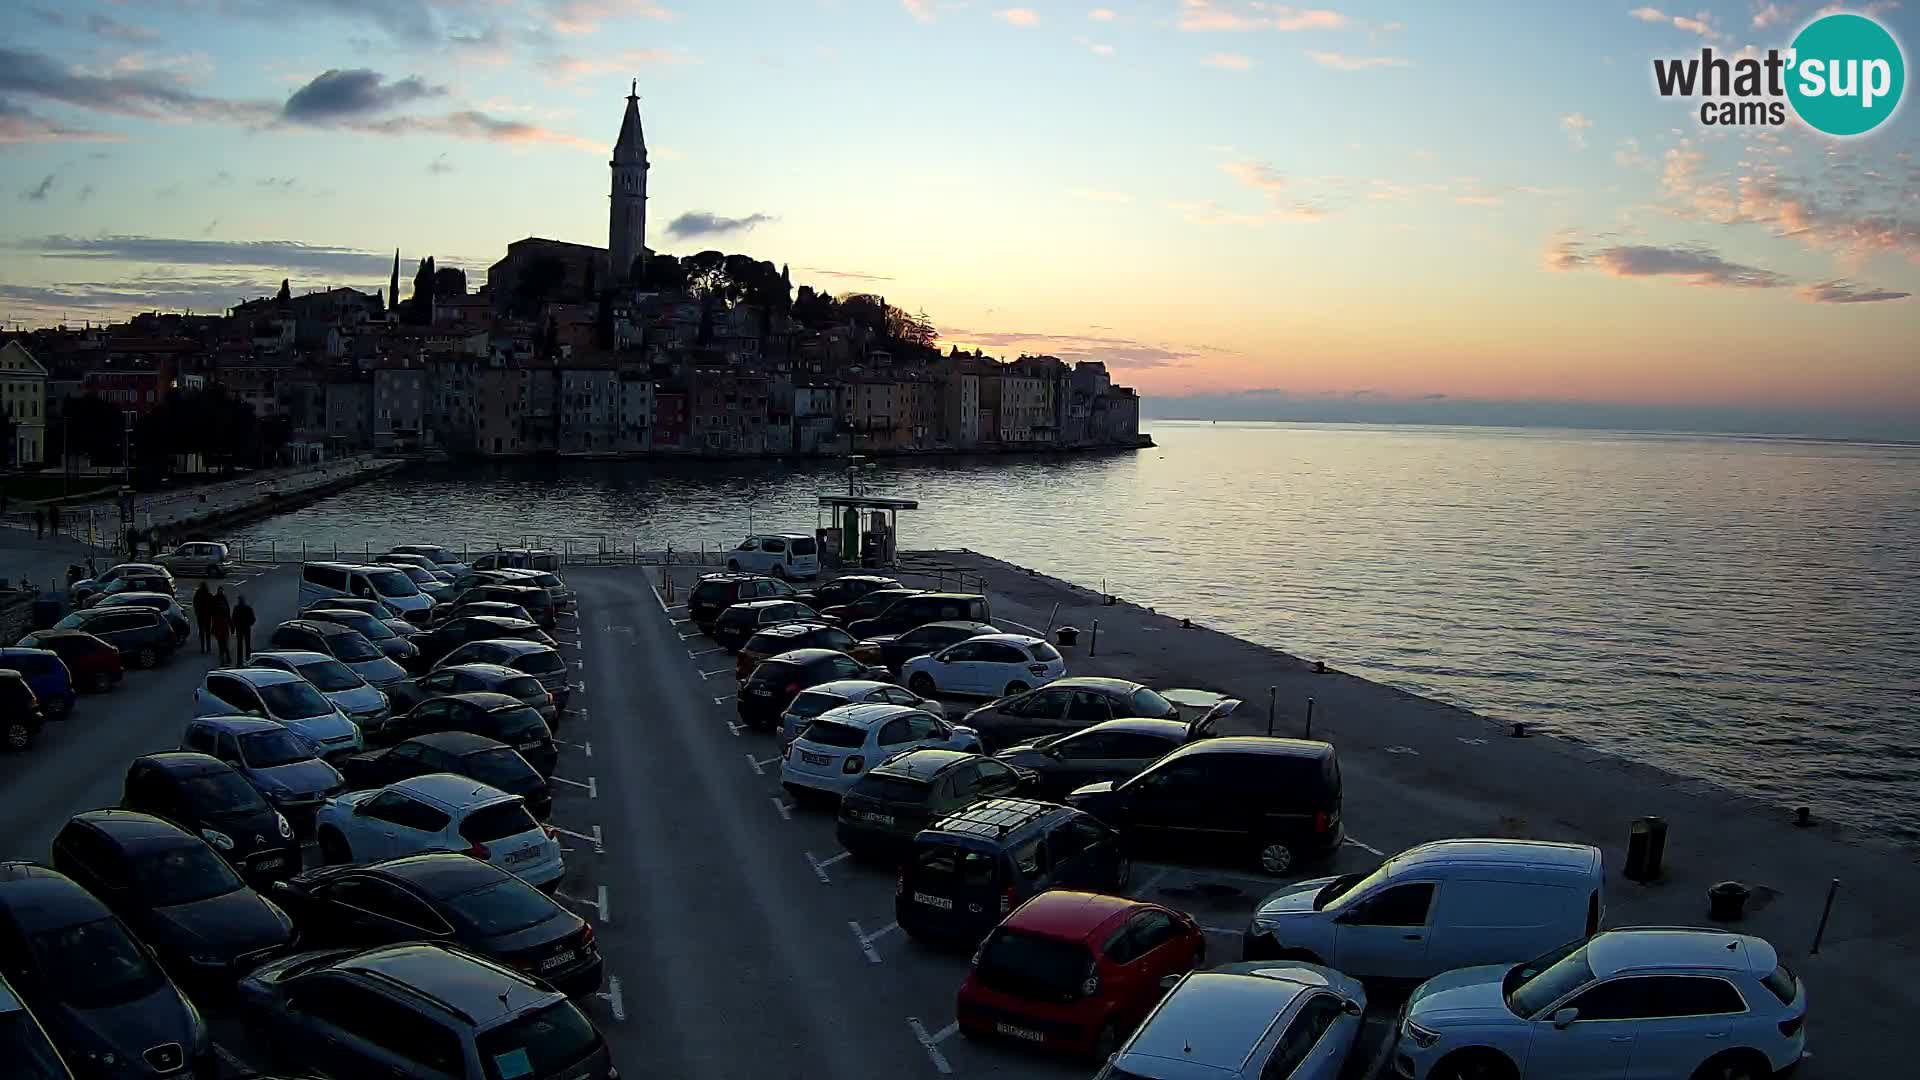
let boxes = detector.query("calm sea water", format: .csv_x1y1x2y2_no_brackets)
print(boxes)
236,422,1920,841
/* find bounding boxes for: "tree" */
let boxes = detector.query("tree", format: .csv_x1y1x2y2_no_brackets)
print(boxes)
275,279,291,303
640,253,686,293
433,264,467,297
62,394,125,466
512,255,567,317
407,256,437,324
0,407,15,467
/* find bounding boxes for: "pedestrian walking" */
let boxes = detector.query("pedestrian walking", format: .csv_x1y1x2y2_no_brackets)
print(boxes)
233,594,256,664
47,504,60,536
193,582,214,654
33,509,44,539
211,587,232,665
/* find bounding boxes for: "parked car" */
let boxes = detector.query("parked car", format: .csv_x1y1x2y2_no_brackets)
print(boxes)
724,533,821,580
0,862,212,1079
0,647,75,719
48,606,175,668
267,619,410,689
902,633,1066,700
737,648,887,731
817,586,923,626
792,573,900,611
896,798,1128,944
432,640,571,716
340,732,552,820
299,562,434,626
180,716,346,833
1395,927,1808,1080
438,600,535,626
445,584,555,630
470,548,559,573
386,564,455,603
962,678,1186,749
735,621,860,681
12,630,122,693
1068,737,1344,876
49,811,295,983
0,670,46,752
244,650,391,733
1245,839,1605,980
846,592,994,639
299,595,412,633
190,668,363,761
516,570,575,611
1103,961,1368,1080
852,620,1000,677
710,598,821,652
315,775,564,892
957,892,1207,1058
154,541,230,578
90,592,192,645
411,615,555,669
779,679,938,745
0,970,74,1079
374,551,456,582
835,748,1036,860
121,752,300,883
379,691,557,776
780,703,983,802
69,562,174,607
995,713,1231,799
686,573,795,632
392,661,556,726
387,543,471,577
297,608,421,666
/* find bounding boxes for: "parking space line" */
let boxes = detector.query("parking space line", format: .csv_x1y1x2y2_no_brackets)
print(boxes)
772,797,793,820
850,920,884,964
671,616,692,625
1200,924,1245,937
806,849,851,883
907,1017,954,1075
698,668,733,679
551,775,597,798
1345,836,1386,857
549,823,604,854
712,693,736,704
573,680,587,693
650,584,670,614
554,885,610,923
679,632,702,641
688,646,726,658
726,719,744,737
562,740,593,757
597,976,627,1022
747,753,781,775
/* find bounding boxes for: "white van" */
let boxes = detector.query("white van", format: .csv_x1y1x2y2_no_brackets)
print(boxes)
726,533,820,580
1243,838,1604,981
300,562,435,626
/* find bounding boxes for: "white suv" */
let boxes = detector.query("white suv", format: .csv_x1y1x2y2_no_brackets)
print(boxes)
1394,927,1807,1080
901,633,1066,699
726,533,820,580
314,774,565,891
780,703,982,800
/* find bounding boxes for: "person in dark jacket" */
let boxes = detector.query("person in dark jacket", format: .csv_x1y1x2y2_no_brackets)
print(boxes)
210,587,232,665
232,594,256,664
192,583,214,654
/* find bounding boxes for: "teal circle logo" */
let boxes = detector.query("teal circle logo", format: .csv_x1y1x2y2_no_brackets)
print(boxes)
1787,13,1905,136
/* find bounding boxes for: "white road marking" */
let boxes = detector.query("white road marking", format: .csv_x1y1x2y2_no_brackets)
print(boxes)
850,920,884,964
726,720,743,737
747,753,781,775
572,659,585,669
712,693,736,704
679,632,702,641
1345,836,1387,857
599,976,627,1022
908,1018,954,1075
603,625,634,634
688,646,726,658
597,884,610,923
549,823,604,854
866,920,901,943
551,775,597,798
1456,736,1488,745
650,583,670,614
929,1021,959,1043
806,849,851,883
561,739,594,757
698,668,733,679
772,797,793,820
1201,925,1245,936
1385,745,1420,755
671,617,692,625
573,680,587,692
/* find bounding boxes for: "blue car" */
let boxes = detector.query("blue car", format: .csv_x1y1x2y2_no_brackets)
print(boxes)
0,648,76,720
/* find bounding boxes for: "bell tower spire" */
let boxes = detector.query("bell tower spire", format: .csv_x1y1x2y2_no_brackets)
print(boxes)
609,81,649,285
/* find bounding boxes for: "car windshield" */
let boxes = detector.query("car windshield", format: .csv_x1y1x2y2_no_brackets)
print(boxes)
297,660,364,692
239,729,312,768
502,676,546,700
975,930,1093,1002
799,720,867,749
787,691,843,719
181,771,269,813
401,567,438,585
477,1001,601,1080
365,570,420,597
51,613,87,631
442,878,559,937
259,680,334,719
29,917,165,1008
514,650,565,675
531,573,563,589
331,612,395,640
105,595,166,610
1131,687,1175,716
326,632,382,662
1313,872,1371,910
491,707,550,744
460,801,540,843
1503,940,1598,1017
133,843,245,906
466,748,537,790
0,1009,70,1079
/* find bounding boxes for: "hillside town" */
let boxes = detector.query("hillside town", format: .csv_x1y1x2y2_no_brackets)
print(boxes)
0,86,1143,473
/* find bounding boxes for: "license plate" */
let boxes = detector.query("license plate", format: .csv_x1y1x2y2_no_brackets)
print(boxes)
520,740,544,751
913,892,953,910
540,949,577,971
504,844,541,865
995,1022,1045,1043
865,812,894,826
253,857,286,871
801,751,830,766
751,688,772,697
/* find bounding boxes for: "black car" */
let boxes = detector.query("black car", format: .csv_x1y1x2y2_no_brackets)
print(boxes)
792,574,901,610
93,593,192,644
994,714,1234,799
381,692,558,775
896,799,1128,944
266,854,601,996
1,670,45,753
48,607,176,669
686,573,795,632
437,600,534,626
845,592,994,639
0,862,210,1079
817,586,922,626
852,619,1000,677
445,585,555,630
835,748,1035,860
387,662,556,726
340,732,553,820
237,943,616,1080
736,648,885,731
710,599,821,652
49,812,295,983
121,753,301,883
734,622,861,681
1066,737,1345,876
961,677,1186,748
412,616,556,669
0,970,74,1080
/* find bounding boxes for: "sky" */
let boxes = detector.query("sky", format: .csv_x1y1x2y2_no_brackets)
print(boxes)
1,1,1916,436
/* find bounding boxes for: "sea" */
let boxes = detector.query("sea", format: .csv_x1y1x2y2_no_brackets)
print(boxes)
233,421,1920,842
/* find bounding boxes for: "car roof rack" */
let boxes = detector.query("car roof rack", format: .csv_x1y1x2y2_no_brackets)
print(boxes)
930,798,1057,839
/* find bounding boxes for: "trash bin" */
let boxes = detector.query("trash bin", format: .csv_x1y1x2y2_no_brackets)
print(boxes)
1056,626,1080,648
1707,880,1751,921
1624,816,1668,882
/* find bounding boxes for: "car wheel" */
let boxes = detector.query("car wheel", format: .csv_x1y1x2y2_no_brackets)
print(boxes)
317,828,352,865
3,721,34,752
1256,840,1295,876
1089,1020,1122,1062
908,673,936,696
91,672,113,693
137,646,159,668
1430,1050,1519,1080
1003,680,1029,696
1691,1051,1772,1080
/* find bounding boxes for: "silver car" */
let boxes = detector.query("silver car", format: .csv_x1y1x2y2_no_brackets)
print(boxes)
434,639,572,715
300,608,421,666
1101,962,1367,1080
155,541,231,577
245,649,390,733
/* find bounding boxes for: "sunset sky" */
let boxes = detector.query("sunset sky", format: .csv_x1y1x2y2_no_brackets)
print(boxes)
2,2,1916,432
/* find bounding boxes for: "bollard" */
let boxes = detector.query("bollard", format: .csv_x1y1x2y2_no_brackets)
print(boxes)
1089,619,1099,657
1794,806,1812,828
1810,878,1840,955
1707,881,1751,921
1624,816,1669,882
1267,686,1277,736
1305,696,1315,740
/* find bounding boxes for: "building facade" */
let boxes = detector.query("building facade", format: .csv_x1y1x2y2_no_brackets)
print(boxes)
1,340,48,465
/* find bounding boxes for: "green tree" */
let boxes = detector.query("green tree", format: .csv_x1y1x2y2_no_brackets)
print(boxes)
275,278,291,303
432,264,466,297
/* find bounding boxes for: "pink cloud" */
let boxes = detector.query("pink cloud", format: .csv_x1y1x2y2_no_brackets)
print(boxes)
1307,51,1410,70
1628,7,1720,38
901,0,936,23
537,1,674,36
996,8,1040,26
1178,1,1348,32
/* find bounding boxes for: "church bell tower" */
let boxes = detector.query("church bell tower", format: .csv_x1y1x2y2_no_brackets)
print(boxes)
609,81,648,285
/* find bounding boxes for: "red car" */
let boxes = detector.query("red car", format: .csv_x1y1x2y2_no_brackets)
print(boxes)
956,891,1206,1059
15,629,124,693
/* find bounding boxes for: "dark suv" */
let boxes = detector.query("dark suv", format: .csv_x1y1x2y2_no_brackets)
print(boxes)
1066,737,1344,876
381,692,557,775
236,943,615,1080
687,573,795,633
411,615,556,669
710,599,821,652
846,593,994,639
340,732,553,820
48,606,176,668
793,574,901,610
735,622,859,681
835,748,1035,859
737,649,884,731
445,585,555,630
897,798,1128,944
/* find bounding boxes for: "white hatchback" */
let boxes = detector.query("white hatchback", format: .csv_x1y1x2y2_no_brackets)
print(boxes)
780,703,982,800
314,773,565,891
901,633,1066,699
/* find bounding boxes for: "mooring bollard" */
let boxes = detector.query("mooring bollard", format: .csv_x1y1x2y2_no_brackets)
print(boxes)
1267,686,1277,736
1089,618,1099,657
1810,878,1840,955
1305,696,1315,740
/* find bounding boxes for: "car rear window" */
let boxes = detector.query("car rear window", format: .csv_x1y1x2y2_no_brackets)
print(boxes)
1131,687,1174,716
786,691,843,719
514,650,566,675
461,802,541,844
477,1001,602,1080
791,538,816,555
690,582,730,604
467,748,538,789
718,607,755,627
850,774,931,803
975,929,1094,1002
747,660,803,688
1761,962,1800,1005
799,720,867,749
1029,642,1061,662
745,630,792,654
911,843,997,891
502,676,546,700
442,878,557,937
491,707,550,744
